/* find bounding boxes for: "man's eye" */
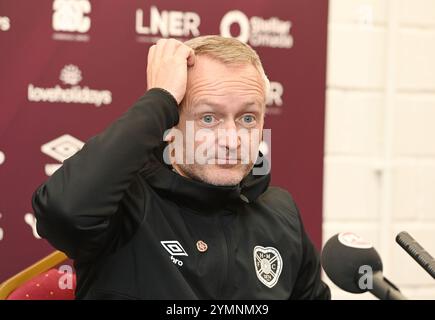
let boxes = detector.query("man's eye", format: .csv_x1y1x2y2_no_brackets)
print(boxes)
242,115,255,123
202,115,215,124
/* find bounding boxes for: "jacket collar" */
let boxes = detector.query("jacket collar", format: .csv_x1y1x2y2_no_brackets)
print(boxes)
140,145,271,212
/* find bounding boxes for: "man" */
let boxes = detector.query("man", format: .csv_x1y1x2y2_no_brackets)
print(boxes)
32,35,330,299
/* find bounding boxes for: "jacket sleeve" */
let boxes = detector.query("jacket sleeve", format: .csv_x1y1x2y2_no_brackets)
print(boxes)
290,210,331,300
32,88,179,261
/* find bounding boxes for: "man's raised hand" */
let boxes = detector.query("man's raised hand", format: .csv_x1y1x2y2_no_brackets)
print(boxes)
147,38,195,105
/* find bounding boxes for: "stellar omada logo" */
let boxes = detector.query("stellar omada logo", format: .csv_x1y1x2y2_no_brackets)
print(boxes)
220,10,294,49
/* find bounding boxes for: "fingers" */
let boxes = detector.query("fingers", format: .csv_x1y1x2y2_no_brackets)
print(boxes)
145,38,196,103
147,44,156,88
147,44,156,66
154,39,179,61
186,47,196,67
153,38,194,64
174,43,195,67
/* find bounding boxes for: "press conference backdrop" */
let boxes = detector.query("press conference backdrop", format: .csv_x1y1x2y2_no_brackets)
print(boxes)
0,0,328,281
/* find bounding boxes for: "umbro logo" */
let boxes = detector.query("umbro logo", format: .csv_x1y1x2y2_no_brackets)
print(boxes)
161,240,188,256
161,240,188,267
41,134,84,176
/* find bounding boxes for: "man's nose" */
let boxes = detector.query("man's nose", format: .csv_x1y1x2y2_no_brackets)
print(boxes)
217,120,240,150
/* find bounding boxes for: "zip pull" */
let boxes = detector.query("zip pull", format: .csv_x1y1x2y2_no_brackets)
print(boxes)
240,194,249,203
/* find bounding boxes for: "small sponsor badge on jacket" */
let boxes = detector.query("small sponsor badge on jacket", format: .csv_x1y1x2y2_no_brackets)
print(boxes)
253,246,283,288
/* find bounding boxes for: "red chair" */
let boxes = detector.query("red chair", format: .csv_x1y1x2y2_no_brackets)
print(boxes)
0,251,76,300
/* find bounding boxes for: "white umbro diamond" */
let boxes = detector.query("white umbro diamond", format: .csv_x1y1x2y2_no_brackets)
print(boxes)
161,240,188,256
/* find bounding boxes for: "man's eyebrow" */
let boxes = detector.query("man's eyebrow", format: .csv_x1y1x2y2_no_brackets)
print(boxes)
193,99,223,108
243,101,262,108
194,99,261,108
238,101,264,114
191,99,263,117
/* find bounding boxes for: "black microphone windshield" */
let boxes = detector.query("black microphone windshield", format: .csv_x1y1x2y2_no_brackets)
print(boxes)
396,231,435,279
321,232,383,293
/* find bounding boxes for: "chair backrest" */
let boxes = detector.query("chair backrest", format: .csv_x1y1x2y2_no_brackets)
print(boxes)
0,251,76,300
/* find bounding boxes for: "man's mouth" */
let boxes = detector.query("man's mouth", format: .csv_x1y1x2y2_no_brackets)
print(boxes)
211,158,242,167
215,157,239,162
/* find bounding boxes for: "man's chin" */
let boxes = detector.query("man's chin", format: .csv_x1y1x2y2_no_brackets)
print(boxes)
198,165,250,186
173,163,253,186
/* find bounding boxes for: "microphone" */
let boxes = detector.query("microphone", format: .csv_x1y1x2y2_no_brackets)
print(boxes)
396,231,435,279
321,232,406,300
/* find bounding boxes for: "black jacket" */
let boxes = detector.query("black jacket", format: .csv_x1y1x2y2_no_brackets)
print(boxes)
32,88,330,300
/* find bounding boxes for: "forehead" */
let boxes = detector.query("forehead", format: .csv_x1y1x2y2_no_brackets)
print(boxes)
186,55,265,106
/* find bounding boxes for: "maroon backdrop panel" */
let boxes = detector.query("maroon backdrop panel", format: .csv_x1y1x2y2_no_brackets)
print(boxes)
0,0,328,281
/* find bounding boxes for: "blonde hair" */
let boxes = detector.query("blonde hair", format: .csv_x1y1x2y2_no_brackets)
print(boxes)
184,35,270,99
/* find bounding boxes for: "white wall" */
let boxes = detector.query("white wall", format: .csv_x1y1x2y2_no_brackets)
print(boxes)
323,0,435,299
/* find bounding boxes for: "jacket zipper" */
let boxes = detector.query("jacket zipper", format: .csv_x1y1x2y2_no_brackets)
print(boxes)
217,215,230,299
